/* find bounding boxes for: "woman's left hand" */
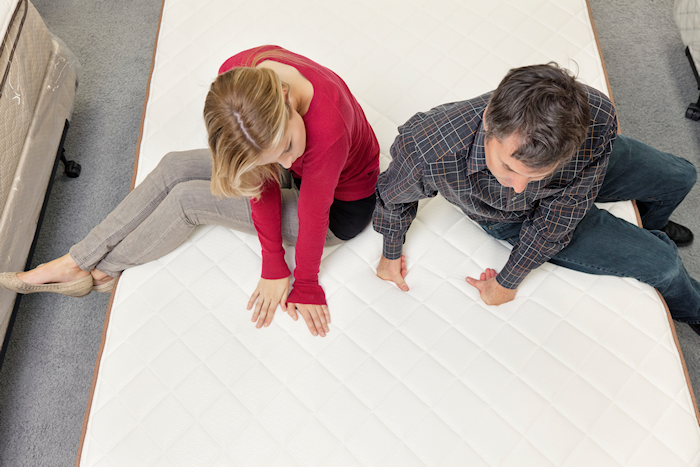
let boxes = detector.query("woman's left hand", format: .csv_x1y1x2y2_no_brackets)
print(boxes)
247,276,290,329
286,302,330,337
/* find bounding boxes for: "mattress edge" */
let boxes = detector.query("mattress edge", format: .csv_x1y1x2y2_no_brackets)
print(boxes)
74,0,166,465
659,287,700,426
128,0,166,193
584,0,615,106
586,2,699,423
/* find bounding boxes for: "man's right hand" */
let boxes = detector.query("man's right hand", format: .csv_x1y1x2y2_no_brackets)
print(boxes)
376,255,409,291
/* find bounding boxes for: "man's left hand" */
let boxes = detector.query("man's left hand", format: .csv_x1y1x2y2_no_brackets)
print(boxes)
466,268,517,306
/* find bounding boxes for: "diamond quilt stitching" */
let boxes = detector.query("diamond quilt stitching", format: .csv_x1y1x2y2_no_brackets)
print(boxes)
79,0,700,466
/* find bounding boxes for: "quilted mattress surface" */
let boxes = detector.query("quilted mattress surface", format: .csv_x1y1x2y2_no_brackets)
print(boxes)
79,0,700,466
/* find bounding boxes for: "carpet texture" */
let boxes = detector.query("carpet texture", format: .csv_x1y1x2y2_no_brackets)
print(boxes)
0,0,698,465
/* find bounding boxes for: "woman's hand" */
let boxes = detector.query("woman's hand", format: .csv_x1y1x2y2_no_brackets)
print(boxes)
247,276,291,329
286,302,330,337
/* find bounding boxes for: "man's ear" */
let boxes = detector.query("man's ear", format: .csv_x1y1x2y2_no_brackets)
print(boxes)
482,105,488,130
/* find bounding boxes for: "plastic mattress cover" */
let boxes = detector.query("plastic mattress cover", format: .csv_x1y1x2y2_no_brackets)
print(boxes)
0,0,80,339
0,0,81,262
79,0,700,466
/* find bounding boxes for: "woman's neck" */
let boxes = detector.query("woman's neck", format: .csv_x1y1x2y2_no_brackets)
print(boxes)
256,60,314,116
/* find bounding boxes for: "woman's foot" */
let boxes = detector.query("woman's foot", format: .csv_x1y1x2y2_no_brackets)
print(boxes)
0,272,93,297
91,273,117,293
90,268,112,285
90,268,118,293
17,253,91,285
0,254,118,297
0,254,94,297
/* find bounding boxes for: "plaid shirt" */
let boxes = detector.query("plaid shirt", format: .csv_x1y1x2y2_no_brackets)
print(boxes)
373,86,617,289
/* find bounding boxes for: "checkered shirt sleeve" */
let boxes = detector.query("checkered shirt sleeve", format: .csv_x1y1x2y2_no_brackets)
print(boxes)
373,123,438,260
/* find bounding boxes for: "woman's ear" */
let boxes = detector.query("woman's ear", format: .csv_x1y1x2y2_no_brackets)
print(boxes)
282,86,295,113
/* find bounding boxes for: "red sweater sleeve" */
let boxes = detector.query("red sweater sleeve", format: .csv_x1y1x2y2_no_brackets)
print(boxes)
250,179,291,280
287,136,348,305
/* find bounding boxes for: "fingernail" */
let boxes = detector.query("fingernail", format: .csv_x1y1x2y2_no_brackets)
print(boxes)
313,331,317,336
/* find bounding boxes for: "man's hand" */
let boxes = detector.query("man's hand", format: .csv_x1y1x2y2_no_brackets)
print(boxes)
286,302,330,337
466,268,517,306
247,276,290,328
376,255,409,291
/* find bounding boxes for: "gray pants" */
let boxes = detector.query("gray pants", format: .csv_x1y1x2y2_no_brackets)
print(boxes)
69,149,341,277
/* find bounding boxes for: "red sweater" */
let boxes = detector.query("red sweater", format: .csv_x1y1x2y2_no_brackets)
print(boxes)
219,46,380,305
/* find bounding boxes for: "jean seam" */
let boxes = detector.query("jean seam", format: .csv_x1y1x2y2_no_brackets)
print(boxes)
594,195,673,228
127,215,191,265
554,253,683,291
552,255,637,281
187,210,254,233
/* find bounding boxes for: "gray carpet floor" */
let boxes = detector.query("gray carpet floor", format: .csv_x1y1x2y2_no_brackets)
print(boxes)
0,0,699,465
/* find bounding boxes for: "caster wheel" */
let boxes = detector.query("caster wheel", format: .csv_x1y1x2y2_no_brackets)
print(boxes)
60,149,81,178
686,104,700,121
64,160,81,178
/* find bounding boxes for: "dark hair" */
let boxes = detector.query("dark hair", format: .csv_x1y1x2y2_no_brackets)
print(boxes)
484,63,590,170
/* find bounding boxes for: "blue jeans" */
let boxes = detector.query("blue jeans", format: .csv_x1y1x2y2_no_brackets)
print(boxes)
481,135,700,322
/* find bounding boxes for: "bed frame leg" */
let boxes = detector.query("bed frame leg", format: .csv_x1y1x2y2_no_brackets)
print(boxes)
684,47,700,121
60,148,81,178
57,116,81,177
687,100,700,121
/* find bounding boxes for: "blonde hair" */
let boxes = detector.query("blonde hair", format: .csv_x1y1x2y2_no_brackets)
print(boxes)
204,66,290,199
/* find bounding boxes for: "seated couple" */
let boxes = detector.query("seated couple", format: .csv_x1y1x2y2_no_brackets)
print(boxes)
1,45,698,337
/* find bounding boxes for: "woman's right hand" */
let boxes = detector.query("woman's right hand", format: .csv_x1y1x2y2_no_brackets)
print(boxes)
247,276,291,329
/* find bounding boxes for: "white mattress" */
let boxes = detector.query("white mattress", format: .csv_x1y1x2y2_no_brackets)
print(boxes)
78,0,700,465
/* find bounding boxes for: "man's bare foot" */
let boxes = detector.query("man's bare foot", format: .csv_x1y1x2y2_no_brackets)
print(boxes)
17,254,91,285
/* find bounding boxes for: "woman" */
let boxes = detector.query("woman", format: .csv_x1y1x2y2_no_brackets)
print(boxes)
0,45,380,338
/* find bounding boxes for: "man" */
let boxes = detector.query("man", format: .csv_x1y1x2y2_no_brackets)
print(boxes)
373,63,700,329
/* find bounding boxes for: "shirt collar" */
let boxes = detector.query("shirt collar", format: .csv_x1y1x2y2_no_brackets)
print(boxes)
468,121,489,174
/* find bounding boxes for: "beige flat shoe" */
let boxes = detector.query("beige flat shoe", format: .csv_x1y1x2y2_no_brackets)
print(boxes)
0,272,93,297
92,277,117,294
